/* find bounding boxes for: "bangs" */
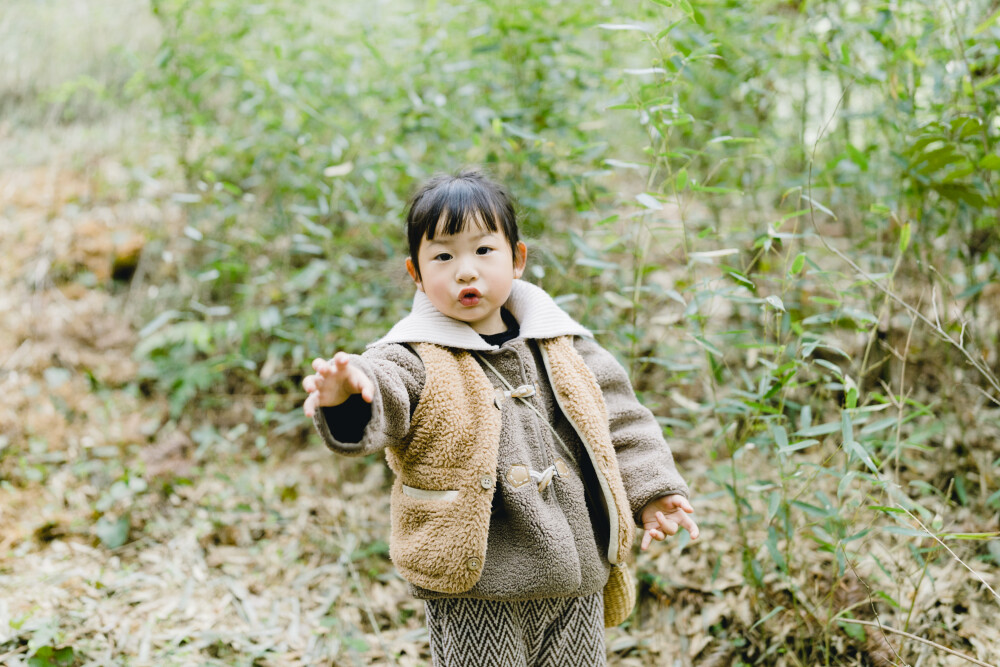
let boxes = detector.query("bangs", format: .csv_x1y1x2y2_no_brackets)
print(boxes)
406,170,520,278
412,181,501,242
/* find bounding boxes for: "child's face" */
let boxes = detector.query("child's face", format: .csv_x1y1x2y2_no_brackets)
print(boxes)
406,219,527,335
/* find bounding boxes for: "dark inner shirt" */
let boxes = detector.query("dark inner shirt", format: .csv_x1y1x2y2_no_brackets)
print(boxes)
321,308,520,443
478,307,520,347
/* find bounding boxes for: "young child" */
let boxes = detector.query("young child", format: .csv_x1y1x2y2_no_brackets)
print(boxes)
302,170,698,666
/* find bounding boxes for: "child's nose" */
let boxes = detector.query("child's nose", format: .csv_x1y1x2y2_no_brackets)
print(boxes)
456,259,478,282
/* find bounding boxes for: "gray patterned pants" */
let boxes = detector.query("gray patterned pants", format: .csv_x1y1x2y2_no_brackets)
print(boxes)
424,591,605,667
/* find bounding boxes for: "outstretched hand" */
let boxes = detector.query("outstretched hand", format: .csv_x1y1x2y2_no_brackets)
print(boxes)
639,494,699,551
302,352,375,417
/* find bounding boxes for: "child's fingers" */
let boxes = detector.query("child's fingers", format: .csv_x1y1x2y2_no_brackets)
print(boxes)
309,353,373,403
679,514,700,540
326,353,356,384
314,354,350,378
303,391,317,417
662,494,694,513
640,528,666,551
656,511,679,536
333,351,351,370
676,496,695,513
338,362,372,402
303,374,322,393
353,372,375,403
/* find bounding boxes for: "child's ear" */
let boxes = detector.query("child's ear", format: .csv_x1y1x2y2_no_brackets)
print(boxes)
513,241,527,279
405,257,424,291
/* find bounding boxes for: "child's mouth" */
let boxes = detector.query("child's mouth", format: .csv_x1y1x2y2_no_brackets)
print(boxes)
459,288,481,306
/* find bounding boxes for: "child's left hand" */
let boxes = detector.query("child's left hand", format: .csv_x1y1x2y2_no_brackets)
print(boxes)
639,494,699,551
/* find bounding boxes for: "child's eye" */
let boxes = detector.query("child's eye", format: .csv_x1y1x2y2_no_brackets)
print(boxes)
476,246,494,255
434,252,452,261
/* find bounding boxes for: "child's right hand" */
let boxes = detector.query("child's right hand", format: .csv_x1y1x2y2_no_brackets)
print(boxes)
302,352,375,417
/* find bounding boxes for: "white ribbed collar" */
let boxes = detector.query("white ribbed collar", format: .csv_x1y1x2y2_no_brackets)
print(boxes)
368,279,592,351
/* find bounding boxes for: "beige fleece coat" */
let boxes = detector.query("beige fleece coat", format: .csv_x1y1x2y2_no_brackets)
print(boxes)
314,280,689,600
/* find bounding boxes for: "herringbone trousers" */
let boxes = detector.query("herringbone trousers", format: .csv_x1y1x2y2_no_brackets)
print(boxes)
424,590,605,666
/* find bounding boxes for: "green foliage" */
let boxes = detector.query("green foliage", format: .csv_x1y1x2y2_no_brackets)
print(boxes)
28,646,77,667
133,0,1000,661
18,617,78,667
138,0,643,415
594,0,1000,659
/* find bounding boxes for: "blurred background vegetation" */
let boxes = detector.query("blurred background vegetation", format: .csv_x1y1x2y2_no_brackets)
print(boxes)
2,0,999,665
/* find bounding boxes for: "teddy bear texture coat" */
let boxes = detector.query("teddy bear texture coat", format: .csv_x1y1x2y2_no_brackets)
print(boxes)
313,280,689,601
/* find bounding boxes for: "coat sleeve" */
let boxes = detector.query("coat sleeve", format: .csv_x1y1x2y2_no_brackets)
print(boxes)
573,337,690,523
311,343,425,457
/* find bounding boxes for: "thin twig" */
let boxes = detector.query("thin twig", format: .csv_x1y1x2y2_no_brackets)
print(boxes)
839,545,906,665
904,548,932,635
894,297,919,480
836,619,996,667
895,505,1000,605
0,646,28,662
0,338,30,374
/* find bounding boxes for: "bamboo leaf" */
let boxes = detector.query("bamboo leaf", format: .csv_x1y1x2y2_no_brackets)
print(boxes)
772,424,788,449
779,439,820,454
597,23,652,33
898,222,911,254
750,605,786,631
800,194,837,220
675,167,688,191
689,248,739,259
813,359,843,377
691,336,723,357
636,193,662,209
795,421,841,437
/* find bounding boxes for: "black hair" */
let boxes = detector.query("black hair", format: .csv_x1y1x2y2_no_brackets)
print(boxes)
405,169,520,279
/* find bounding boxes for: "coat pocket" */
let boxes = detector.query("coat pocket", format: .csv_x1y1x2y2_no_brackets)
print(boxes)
401,484,459,501
389,469,491,594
